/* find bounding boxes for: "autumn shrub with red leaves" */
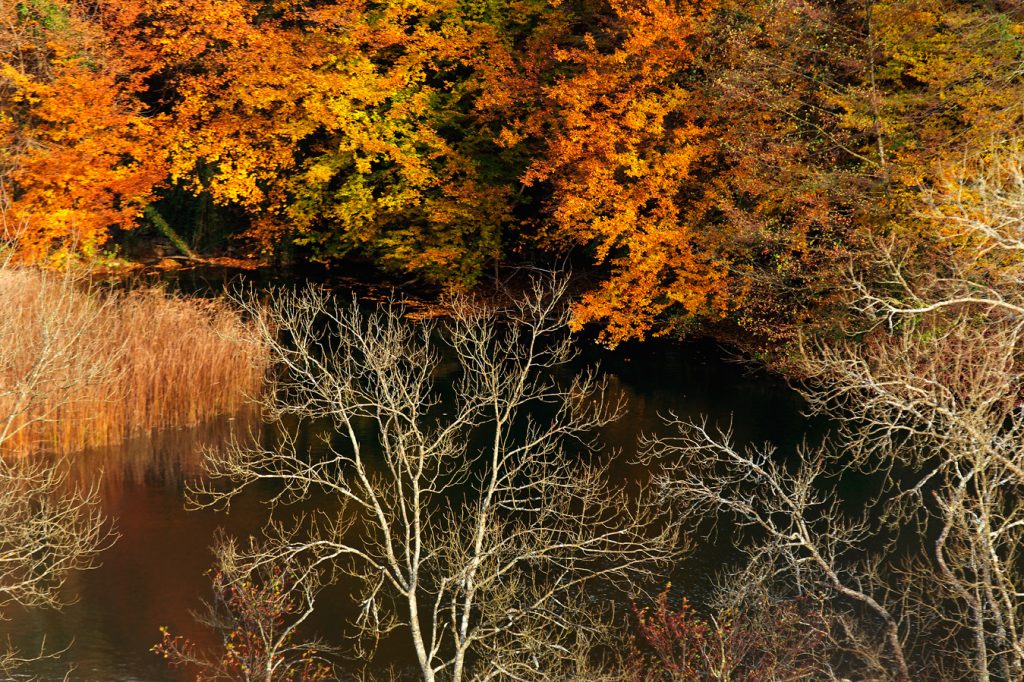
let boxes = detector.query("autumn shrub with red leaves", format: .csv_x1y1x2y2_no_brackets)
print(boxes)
153,555,335,682
627,589,827,681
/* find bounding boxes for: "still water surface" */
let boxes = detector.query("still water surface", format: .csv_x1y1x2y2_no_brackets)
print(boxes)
0,321,814,680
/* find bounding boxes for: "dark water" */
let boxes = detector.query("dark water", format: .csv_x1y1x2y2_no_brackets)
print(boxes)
0,331,814,681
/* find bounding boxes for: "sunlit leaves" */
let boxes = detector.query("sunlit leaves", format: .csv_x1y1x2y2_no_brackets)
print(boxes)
514,0,722,345
1,0,166,261
152,0,509,282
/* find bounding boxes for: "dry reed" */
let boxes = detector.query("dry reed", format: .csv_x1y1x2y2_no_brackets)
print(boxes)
0,264,268,455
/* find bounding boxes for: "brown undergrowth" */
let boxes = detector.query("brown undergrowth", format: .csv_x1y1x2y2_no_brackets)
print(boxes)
0,264,268,455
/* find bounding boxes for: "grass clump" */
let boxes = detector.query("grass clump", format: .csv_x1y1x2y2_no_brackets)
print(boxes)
0,263,267,455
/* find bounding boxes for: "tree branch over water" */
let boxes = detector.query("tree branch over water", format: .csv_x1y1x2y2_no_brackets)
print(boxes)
194,273,682,681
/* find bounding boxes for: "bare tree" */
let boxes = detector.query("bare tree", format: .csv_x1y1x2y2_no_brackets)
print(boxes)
792,298,1024,680
645,142,1024,681
194,274,680,681
641,420,911,681
801,142,1024,681
849,139,1024,327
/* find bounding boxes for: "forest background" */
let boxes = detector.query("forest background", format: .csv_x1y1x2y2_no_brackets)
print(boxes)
2,0,1022,348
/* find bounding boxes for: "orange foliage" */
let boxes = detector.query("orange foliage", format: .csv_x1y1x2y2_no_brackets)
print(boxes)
147,0,508,281
518,0,722,344
1,1,166,262
2,0,1020,345
689,0,864,343
866,0,1024,197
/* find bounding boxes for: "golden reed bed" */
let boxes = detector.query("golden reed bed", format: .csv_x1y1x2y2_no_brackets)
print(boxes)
0,265,268,455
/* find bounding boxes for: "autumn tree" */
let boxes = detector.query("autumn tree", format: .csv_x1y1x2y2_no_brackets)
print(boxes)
861,0,1024,198
681,0,869,344
490,0,866,345
137,0,511,282
701,0,1024,343
500,0,1022,345
0,0,167,262
504,0,719,344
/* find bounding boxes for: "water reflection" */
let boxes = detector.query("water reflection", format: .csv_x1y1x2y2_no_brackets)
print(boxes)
65,409,261,499
0,338,814,681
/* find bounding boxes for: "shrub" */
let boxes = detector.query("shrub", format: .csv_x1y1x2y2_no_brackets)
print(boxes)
628,589,826,681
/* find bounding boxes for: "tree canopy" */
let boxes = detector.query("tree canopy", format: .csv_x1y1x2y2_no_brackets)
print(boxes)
2,0,1021,343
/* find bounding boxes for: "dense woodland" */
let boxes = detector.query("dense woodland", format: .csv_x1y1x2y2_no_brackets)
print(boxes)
3,0,1021,345
3,1,1024,680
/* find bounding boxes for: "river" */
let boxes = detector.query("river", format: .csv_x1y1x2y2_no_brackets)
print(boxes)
0,273,816,680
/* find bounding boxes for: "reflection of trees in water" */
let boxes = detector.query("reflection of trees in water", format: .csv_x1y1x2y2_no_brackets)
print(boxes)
64,408,262,505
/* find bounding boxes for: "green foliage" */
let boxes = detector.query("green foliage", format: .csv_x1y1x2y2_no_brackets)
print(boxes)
16,0,70,31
